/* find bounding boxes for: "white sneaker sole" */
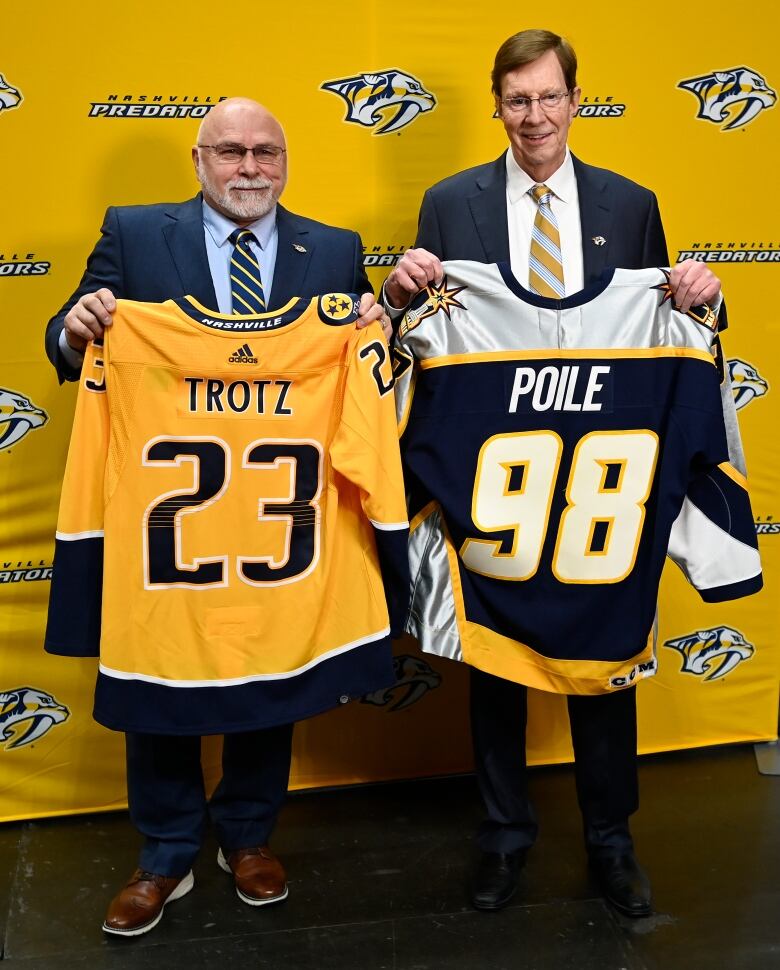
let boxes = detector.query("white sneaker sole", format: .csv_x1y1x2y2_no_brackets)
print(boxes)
217,848,289,907
102,870,194,937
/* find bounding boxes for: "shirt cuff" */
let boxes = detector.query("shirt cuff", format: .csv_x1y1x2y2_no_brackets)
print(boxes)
58,328,86,369
380,282,409,320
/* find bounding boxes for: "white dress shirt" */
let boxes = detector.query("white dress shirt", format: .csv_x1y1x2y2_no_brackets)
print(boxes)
506,147,584,295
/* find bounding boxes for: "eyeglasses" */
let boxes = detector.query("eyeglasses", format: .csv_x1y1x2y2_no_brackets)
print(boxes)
499,91,572,114
197,143,287,167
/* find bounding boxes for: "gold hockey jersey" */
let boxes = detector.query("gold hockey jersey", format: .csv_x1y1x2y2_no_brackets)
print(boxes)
45,294,409,734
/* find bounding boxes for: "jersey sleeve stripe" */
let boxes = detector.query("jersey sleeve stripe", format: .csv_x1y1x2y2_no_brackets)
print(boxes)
718,461,749,490
369,518,410,531
55,530,106,541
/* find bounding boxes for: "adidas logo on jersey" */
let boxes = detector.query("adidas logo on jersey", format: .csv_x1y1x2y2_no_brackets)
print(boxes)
228,343,258,364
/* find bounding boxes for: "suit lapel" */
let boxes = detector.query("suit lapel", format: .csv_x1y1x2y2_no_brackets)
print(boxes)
469,155,510,263
572,155,614,283
268,206,313,307
161,196,218,309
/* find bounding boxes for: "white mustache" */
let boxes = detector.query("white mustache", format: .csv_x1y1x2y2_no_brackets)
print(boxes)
227,177,273,190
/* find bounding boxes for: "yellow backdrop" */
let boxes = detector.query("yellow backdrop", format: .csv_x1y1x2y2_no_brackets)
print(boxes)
1,1,777,821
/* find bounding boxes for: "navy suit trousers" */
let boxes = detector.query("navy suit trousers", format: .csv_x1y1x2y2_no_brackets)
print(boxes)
470,668,637,856
126,725,294,877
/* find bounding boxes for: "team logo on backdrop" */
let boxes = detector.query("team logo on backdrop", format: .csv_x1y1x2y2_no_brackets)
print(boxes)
363,244,412,268
728,358,769,410
755,516,779,536
575,96,626,118
0,688,70,750
0,388,48,451
362,654,442,711
321,69,436,134
678,67,776,130
89,94,227,119
0,73,23,114
0,251,51,276
677,241,780,264
399,277,467,337
0,559,53,584
664,626,755,681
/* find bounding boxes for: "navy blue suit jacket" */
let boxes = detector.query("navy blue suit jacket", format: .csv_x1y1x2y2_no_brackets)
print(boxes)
414,153,670,277
46,195,372,382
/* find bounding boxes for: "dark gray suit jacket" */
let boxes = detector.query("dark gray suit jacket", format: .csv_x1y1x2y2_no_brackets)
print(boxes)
46,196,372,382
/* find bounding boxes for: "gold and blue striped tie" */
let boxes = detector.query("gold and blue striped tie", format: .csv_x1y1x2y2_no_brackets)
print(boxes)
229,228,266,313
529,183,565,299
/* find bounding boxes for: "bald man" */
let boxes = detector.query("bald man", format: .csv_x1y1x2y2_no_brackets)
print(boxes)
46,97,388,380
45,98,390,936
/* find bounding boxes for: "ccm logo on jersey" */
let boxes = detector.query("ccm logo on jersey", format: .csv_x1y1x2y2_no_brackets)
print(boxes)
321,69,436,134
0,687,70,750
664,626,755,681
609,659,657,689
508,365,612,413
678,67,776,130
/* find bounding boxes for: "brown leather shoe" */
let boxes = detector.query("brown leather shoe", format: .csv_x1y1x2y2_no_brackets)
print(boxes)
217,846,288,906
102,868,194,936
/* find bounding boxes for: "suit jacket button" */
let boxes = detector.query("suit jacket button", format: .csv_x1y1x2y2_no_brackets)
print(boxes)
339,694,350,704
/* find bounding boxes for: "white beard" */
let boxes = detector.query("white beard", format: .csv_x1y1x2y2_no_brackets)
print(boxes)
197,165,279,220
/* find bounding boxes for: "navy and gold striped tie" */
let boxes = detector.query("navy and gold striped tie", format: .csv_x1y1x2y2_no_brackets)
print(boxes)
528,183,565,299
229,228,266,313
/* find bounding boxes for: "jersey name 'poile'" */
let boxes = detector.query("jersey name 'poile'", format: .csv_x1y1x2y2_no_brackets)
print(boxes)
394,262,762,695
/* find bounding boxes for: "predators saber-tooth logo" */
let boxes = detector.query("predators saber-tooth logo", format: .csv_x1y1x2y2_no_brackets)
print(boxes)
0,688,70,750
0,387,48,450
0,73,22,113
664,626,755,682
321,69,436,135
362,654,442,711
678,67,776,130
728,358,769,410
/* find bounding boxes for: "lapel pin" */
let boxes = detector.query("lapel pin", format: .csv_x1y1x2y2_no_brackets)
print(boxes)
592,236,606,246
293,243,307,253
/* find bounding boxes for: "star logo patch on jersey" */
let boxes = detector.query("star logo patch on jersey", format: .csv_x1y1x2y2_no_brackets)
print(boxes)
318,293,360,325
650,269,718,332
399,276,467,337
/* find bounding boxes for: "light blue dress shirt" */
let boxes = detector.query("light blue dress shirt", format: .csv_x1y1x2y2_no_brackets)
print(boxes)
201,199,279,314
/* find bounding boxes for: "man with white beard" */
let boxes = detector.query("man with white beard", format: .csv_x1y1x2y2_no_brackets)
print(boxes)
44,98,390,936
45,97,388,380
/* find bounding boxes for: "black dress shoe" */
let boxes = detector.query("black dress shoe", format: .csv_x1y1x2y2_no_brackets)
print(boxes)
589,852,652,918
470,851,525,911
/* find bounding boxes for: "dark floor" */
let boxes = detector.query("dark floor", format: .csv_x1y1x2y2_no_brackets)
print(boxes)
1,744,778,969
